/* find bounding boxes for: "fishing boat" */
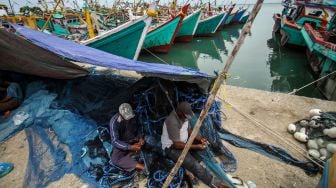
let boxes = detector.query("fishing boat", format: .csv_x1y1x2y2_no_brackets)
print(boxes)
301,20,336,100
273,0,336,47
142,4,189,53
195,11,226,37
223,10,236,26
36,18,71,37
174,9,201,43
231,8,247,24
239,13,250,23
81,15,152,60
217,4,235,30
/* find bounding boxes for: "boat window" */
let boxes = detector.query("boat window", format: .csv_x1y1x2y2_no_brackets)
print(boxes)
308,10,322,17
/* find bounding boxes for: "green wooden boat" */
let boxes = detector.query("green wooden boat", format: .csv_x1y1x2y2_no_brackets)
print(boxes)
175,9,201,43
195,12,226,37
36,18,71,36
276,1,335,47
81,15,152,60
142,4,189,53
301,22,336,100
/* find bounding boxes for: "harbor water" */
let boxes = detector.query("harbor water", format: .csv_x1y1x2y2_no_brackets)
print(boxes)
139,3,325,99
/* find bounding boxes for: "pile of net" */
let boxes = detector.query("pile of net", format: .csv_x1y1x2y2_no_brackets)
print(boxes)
287,109,336,163
0,71,320,187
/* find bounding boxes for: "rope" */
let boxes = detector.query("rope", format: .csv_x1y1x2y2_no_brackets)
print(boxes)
216,96,325,169
288,69,336,95
143,48,170,65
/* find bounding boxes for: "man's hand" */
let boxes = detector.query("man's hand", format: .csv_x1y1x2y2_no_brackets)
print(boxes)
130,143,142,151
196,144,206,150
200,137,209,145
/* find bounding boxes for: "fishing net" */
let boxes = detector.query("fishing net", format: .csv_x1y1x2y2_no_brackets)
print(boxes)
0,70,320,188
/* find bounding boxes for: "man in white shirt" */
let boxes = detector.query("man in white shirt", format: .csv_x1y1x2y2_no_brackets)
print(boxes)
161,102,229,188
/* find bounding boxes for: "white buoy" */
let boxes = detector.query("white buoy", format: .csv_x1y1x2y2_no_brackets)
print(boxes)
299,120,309,127
287,124,296,134
309,109,322,117
294,132,308,142
326,143,336,154
307,139,319,150
311,116,321,121
319,148,331,161
323,127,336,138
299,127,306,134
308,149,320,159
316,138,326,148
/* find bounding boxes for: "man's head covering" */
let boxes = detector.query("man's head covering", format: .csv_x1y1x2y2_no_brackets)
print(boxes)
177,102,194,117
119,103,135,120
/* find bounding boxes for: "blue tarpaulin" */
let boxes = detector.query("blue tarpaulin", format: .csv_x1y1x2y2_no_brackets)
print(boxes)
10,24,209,78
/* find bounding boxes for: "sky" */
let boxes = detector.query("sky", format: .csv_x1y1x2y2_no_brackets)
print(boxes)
0,0,282,12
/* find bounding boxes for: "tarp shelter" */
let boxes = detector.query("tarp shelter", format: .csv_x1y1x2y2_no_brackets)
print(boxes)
0,23,212,91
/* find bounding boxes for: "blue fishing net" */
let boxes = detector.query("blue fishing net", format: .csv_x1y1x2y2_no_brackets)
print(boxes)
0,71,320,188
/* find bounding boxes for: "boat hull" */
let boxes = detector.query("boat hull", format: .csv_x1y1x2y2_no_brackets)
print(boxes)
142,16,181,53
175,10,201,43
231,9,247,24
174,35,194,43
82,16,151,60
280,20,305,47
301,24,336,100
195,12,226,37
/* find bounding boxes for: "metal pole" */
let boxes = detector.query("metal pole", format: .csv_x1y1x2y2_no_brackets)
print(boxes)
161,0,265,187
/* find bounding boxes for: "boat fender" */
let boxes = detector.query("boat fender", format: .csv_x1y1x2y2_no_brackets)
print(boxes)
309,109,322,117
299,120,309,127
323,127,336,138
307,139,319,150
326,143,336,154
308,149,320,159
319,148,331,161
294,132,308,142
311,116,321,121
287,123,296,134
316,138,326,148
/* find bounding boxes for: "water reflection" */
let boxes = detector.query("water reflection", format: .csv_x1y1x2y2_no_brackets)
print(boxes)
139,24,245,76
266,35,324,98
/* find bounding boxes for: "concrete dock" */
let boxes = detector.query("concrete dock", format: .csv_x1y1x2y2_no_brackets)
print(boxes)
1,85,335,188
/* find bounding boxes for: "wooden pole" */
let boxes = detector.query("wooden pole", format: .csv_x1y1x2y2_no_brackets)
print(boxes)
41,0,62,32
84,0,95,39
162,0,264,187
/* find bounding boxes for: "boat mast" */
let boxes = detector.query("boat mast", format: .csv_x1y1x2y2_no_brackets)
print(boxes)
7,0,14,15
84,0,95,38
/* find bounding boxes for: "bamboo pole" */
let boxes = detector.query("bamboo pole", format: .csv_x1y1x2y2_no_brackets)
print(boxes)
162,0,264,187
41,0,62,32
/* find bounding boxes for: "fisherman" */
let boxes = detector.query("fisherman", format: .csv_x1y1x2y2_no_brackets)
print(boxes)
109,103,144,172
0,79,23,117
161,101,229,188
